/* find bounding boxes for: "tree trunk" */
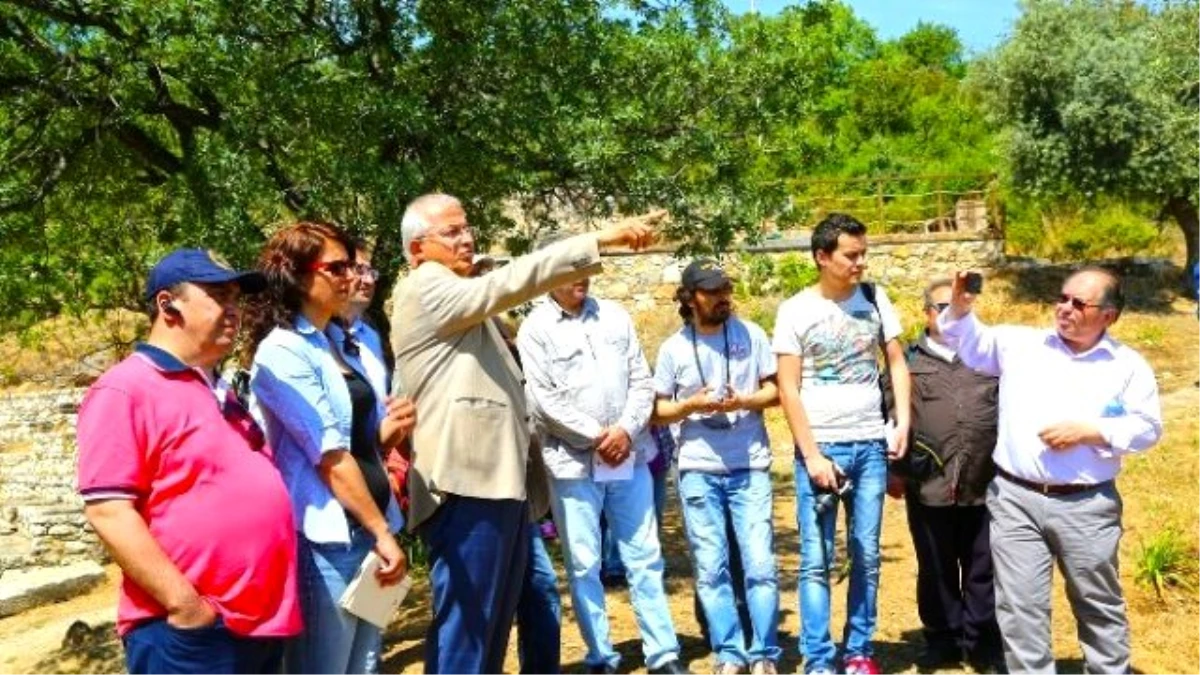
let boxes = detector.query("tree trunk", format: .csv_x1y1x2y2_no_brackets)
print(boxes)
1166,192,1195,291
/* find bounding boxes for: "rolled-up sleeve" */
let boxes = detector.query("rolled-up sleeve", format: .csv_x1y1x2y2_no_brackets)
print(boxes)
1093,356,1163,457
251,342,349,465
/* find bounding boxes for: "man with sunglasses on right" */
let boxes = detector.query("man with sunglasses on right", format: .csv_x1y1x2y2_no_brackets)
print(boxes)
653,259,781,675
938,267,1162,674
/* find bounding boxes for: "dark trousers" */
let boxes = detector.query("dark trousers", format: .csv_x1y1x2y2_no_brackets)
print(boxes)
517,529,562,673
421,496,531,674
905,499,1002,658
123,616,285,674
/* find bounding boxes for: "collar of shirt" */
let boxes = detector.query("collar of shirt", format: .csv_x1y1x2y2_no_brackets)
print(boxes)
292,313,323,337
343,317,367,338
920,333,958,363
550,295,599,322
1044,329,1118,360
133,342,230,407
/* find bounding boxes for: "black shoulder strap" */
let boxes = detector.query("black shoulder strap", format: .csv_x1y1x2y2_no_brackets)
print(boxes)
859,282,892,422
858,282,888,360
860,280,877,308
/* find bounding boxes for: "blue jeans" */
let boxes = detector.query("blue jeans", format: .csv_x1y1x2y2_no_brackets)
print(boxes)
421,496,530,674
679,469,781,666
517,529,561,673
124,616,285,674
550,464,680,669
287,528,381,674
794,439,887,673
602,465,668,578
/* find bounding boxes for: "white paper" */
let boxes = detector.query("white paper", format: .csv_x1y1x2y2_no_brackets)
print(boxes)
593,453,634,482
338,551,413,628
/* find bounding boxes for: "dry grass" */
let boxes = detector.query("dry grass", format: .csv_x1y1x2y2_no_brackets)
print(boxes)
0,310,144,389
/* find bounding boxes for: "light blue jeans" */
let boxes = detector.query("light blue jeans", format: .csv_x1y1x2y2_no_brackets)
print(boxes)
678,469,781,667
287,527,381,674
550,464,680,670
602,463,669,578
794,439,887,673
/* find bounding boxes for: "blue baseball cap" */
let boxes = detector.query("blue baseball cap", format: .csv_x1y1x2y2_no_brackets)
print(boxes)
145,248,267,300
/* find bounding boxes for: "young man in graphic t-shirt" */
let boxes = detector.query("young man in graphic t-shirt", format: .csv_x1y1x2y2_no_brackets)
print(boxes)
771,214,911,675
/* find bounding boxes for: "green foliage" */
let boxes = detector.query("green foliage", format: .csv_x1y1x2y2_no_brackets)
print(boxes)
1005,197,1171,261
734,252,818,299
10,0,1165,339
1134,527,1197,600
974,0,1200,264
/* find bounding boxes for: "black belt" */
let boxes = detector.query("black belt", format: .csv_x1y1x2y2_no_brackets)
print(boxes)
995,466,1110,496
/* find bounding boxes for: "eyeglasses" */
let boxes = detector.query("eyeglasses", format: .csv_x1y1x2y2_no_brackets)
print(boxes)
1057,293,1103,312
929,302,950,312
424,225,474,242
308,259,354,276
353,264,379,281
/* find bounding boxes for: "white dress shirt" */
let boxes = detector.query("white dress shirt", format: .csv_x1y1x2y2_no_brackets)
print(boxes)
937,311,1162,485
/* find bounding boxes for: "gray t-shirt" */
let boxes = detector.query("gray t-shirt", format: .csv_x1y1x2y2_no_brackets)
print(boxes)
653,317,776,473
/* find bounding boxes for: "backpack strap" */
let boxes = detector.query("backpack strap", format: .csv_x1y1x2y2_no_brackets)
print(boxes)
859,282,892,423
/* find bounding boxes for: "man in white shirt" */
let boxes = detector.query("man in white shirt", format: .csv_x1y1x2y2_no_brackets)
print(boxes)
518,239,685,675
772,213,911,675
938,267,1162,674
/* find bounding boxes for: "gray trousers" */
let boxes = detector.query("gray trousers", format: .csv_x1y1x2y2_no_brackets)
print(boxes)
986,477,1130,674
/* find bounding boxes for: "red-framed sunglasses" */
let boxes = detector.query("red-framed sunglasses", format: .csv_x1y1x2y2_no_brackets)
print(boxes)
308,259,354,276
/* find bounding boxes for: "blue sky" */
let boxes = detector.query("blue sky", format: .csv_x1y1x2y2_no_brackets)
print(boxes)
723,1,1022,54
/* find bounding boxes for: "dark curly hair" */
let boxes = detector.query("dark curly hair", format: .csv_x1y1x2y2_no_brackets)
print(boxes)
239,221,355,367
675,286,695,324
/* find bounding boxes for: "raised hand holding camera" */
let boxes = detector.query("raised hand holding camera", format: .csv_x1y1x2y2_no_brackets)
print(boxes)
948,270,982,319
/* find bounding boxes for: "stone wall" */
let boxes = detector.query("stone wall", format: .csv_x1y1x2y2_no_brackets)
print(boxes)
0,389,104,572
588,232,1005,313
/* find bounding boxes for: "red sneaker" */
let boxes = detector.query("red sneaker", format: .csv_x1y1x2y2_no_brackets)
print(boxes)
842,655,881,675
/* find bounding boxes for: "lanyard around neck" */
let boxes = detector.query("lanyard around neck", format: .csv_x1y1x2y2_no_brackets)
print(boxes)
690,321,730,391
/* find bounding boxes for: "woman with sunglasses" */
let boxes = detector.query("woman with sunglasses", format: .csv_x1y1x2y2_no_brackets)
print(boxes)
242,221,410,674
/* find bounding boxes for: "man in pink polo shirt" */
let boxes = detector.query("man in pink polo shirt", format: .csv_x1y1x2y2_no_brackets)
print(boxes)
76,248,301,674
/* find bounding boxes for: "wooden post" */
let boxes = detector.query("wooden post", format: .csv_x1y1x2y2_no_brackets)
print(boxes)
936,177,944,224
876,179,885,230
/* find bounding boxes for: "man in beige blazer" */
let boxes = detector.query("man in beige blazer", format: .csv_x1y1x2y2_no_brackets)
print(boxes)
390,193,658,674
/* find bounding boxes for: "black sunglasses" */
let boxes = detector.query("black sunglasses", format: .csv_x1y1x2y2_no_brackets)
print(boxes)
1057,293,1103,312
930,302,950,312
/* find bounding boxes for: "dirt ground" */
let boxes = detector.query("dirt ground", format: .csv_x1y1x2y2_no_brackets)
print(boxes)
1,301,1196,675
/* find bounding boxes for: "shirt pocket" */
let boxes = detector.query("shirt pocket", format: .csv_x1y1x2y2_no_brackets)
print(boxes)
550,347,588,386
601,331,630,356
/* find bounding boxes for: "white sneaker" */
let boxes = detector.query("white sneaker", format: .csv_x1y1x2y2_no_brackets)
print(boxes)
751,660,778,675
